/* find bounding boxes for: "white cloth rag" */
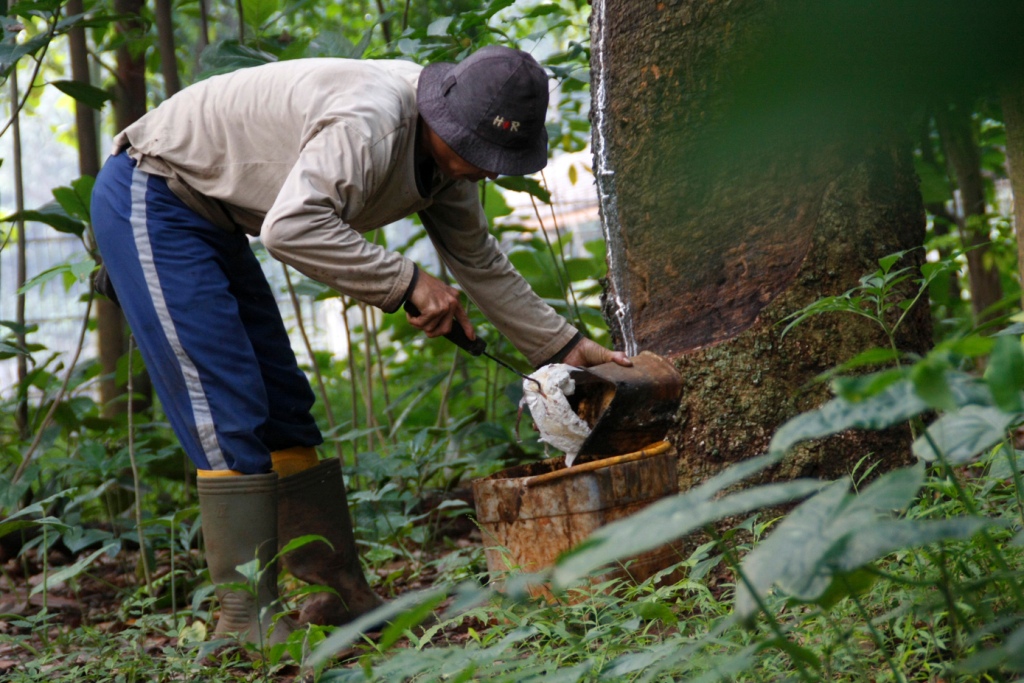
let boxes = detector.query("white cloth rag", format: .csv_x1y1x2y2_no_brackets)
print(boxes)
521,363,592,466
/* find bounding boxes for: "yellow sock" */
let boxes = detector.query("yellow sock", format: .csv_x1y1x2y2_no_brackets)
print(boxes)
271,446,319,478
196,468,244,478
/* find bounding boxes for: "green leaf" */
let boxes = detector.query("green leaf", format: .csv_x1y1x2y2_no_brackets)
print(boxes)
958,622,1024,673
771,379,926,456
0,32,49,75
877,250,907,274
482,181,512,222
831,367,905,402
241,0,277,29
735,465,992,620
552,476,824,590
823,347,903,377
31,542,119,595
52,180,92,223
986,335,1024,412
912,405,1019,464
425,16,453,36
774,371,994,457
757,637,821,671
18,260,94,294
935,333,995,358
377,590,446,651
632,600,678,625
4,200,85,236
307,587,450,667
278,533,332,558
804,567,877,610
915,158,951,204
827,517,996,575
524,3,561,18
494,176,551,203
910,359,957,411
197,40,275,79
50,80,112,110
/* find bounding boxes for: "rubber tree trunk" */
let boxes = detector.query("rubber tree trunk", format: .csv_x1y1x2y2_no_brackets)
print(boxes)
591,0,932,487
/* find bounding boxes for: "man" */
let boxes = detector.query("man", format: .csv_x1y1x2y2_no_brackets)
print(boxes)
91,45,629,646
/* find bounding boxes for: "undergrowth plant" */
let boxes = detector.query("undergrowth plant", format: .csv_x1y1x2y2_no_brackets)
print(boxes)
288,252,1024,682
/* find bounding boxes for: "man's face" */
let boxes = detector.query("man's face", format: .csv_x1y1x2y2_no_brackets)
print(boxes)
423,122,499,183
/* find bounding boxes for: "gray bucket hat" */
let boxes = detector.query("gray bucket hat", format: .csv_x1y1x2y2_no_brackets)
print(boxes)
417,45,550,176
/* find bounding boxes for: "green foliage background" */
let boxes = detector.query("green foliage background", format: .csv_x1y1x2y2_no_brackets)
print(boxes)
2,1,1024,681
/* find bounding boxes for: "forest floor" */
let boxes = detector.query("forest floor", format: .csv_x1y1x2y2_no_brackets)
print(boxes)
0,516,489,681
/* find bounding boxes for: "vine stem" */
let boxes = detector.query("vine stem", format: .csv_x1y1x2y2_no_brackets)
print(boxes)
11,292,94,485
126,335,153,593
340,297,362,471
529,192,586,336
358,302,385,449
540,170,586,334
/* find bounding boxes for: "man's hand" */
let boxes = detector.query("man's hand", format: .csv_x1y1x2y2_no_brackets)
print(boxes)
406,269,474,340
561,338,633,369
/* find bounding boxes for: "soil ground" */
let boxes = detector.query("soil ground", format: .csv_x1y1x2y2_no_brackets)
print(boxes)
0,521,488,681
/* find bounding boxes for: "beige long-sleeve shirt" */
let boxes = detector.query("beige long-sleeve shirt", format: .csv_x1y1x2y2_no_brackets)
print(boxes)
113,58,577,367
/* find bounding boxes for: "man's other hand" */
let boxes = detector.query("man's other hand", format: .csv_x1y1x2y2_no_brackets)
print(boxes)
562,338,632,369
406,270,474,340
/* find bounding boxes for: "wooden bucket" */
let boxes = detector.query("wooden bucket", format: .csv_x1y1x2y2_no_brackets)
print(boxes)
472,441,683,594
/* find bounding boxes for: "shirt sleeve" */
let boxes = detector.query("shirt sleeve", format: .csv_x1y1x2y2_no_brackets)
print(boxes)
260,123,415,313
418,180,579,368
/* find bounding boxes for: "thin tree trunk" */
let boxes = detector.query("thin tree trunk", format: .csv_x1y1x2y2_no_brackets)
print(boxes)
920,120,961,307
100,0,152,415
11,70,29,440
1004,87,1024,311
114,0,148,130
375,0,392,43
67,0,99,178
154,0,181,98
197,0,209,56
937,103,1005,325
67,0,110,419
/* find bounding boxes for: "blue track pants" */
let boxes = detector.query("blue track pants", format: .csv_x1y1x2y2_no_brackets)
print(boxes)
91,151,322,473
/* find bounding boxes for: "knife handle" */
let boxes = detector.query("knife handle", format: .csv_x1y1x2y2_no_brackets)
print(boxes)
403,300,486,356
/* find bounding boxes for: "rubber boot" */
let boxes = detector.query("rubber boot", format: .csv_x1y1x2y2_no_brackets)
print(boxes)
197,472,296,648
277,458,383,625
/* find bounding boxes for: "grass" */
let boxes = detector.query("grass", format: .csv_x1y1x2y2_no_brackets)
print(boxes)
4,445,1022,683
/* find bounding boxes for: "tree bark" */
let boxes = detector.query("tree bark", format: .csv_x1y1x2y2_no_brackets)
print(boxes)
67,0,99,179
66,0,115,415
99,0,152,415
593,0,931,488
114,0,148,130
154,0,181,98
70,0,131,417
936,103,1005,325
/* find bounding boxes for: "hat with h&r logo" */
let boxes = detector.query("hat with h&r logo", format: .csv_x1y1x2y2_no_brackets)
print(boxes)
417,45,550,176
